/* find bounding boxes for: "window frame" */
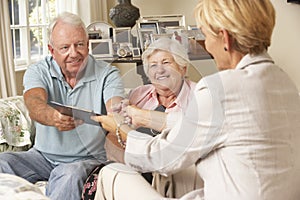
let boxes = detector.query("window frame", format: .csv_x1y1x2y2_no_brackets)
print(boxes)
9,0,56,71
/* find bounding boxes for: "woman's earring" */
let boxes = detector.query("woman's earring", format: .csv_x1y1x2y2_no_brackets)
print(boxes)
224,47,228,51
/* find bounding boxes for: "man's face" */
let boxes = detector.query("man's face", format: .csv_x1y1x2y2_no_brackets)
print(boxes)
48,21,89,77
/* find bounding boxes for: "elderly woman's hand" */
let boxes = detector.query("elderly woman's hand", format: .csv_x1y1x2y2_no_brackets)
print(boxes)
111,99,130,113
125,105,151,128
125,105,167,132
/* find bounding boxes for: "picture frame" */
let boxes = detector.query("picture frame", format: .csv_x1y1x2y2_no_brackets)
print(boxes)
164,26,185,35
163,26,186,44
151,33,173,42
89,39,113,58
288,0,300,4
88,30,102,40
86,21,113,39
138,14,186,33
117,42,133,58
182,29,205,40
187,25,198,30
132,47,141,57
113,27,132,43
137,28,156,52
138,21,160,34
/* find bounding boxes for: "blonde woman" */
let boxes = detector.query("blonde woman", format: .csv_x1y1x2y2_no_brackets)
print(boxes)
93,0,300,199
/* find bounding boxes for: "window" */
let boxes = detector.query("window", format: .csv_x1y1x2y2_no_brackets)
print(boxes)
8,0,57,70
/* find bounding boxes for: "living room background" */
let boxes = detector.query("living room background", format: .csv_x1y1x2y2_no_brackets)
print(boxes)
14,0,300,95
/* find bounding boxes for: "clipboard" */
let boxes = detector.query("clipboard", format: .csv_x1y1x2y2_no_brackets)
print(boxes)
49,101,101,126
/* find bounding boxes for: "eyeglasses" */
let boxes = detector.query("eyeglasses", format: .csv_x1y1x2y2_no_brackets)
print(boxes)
51,42,87,55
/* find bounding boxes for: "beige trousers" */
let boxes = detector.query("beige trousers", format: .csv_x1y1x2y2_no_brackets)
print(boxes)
152,165,203,198
95,163,163,200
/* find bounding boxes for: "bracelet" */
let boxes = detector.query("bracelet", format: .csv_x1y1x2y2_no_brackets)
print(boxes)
115,122,126,149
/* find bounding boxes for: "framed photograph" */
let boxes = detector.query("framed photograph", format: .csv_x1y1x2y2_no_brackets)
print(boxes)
164,26,185,35
89,39,113,58
138,21,160,34
187,25,198,30
164,26,186,44
137,28,156,52
132,47,141,57
117,42,133,58
86,21,113,39
113,27,132,43
151,33,173,42
288,0,300,4
138,14,186,33
88,30,102,39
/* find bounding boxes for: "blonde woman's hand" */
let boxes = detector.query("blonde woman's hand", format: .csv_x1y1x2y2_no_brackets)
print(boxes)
91,113,124,133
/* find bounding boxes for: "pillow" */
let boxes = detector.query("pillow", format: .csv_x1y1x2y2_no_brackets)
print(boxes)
0,173,49,199
0,96,34,149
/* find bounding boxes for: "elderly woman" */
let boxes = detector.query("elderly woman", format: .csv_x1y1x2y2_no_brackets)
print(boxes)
93,0,300,199
82,37,200,199
108,37,200,197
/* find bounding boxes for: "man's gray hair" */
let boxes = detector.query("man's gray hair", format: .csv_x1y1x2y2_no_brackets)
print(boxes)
48,12,88,45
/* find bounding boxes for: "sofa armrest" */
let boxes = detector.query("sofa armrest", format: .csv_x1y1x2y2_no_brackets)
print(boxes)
0,96,35,152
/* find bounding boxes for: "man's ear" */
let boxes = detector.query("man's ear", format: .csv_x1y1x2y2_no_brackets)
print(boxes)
48,44,54,55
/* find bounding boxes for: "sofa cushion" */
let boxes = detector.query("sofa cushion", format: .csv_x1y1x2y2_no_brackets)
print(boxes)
0,96,35,152
0,173,49,199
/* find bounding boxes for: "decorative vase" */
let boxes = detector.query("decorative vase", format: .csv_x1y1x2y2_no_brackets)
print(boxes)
109,0,140,27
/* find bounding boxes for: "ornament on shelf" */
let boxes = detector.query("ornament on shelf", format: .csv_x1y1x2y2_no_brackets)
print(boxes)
109,0,140,27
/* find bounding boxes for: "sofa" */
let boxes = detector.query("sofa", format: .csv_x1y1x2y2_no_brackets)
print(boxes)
0,95,48,197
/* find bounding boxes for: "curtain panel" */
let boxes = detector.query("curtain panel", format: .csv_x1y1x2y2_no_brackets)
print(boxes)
0,0,17,98
56,0,108,26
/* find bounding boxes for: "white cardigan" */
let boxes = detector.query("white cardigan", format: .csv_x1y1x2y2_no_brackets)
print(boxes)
125,53,300,200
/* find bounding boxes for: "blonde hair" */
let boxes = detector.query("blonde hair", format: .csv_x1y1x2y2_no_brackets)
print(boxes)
142,37,190,77
194,0,276,55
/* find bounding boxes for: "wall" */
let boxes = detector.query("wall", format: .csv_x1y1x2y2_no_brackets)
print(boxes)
269,1,300,90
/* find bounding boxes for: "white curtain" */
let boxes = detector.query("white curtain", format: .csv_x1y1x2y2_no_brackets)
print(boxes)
56,0,108,26
0,0,17,98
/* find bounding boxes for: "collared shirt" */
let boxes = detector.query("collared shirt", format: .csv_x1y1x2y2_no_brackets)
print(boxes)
125,53,300,200
128,80,196,113
23,55,125,163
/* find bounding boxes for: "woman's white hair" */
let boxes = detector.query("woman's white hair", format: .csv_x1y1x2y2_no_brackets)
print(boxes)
142,37,190,77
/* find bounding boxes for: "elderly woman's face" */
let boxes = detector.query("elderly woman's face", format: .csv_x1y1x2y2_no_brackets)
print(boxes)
147,50,186,93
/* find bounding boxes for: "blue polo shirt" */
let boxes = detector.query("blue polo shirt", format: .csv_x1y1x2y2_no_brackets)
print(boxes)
23,55,125,163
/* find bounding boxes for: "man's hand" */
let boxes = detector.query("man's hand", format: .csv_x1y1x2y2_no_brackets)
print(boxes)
24,88,82,131
52,110,81,131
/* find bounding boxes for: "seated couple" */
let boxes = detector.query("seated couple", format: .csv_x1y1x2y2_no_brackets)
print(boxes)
0,12,199,200
82,37,203,199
